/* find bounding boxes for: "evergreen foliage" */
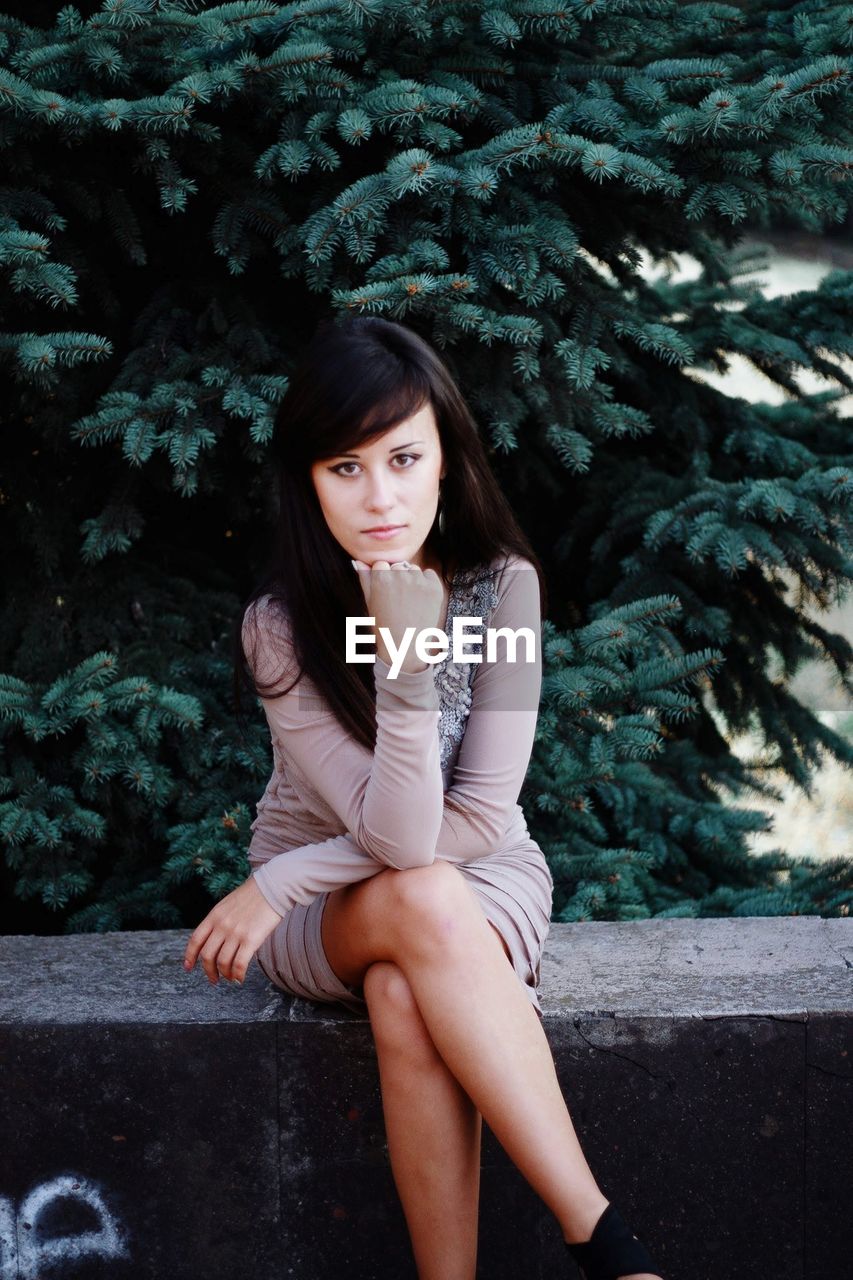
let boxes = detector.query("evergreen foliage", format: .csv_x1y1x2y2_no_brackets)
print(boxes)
1,0,851,934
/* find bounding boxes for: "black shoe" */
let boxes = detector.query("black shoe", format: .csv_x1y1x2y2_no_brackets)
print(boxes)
563,1201,663,1279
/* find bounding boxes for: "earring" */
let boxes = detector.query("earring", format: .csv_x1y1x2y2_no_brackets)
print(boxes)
437,495,446,536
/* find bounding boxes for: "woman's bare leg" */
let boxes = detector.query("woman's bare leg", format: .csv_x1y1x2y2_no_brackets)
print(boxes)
361,959,482,1280
321,863,660,1280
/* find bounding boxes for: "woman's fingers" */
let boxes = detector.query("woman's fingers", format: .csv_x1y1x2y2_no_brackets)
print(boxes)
214,936,241,983
352,557,421,618
183,879,284,986
183,919,212,972
185,906,224,984
199,936,224,985
351,557,421,572
223,942,253,985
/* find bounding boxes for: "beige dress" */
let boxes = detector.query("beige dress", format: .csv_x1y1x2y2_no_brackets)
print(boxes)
242,553,554,1020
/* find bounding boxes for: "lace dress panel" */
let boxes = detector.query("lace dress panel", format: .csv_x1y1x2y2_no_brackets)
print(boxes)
432,565,500,772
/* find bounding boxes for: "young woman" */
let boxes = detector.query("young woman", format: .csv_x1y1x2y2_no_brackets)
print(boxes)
183,316,665,1280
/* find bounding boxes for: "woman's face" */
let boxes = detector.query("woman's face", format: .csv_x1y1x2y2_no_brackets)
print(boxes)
310,401,446,570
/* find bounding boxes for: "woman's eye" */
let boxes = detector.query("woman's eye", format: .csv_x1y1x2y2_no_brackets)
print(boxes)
329,453,421,476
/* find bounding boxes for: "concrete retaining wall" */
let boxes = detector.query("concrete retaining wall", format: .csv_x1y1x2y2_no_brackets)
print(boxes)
1,915,850,1279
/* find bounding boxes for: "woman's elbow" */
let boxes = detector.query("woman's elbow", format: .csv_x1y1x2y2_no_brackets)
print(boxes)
383,846,437,871
357,827,438,871
438,810,507,861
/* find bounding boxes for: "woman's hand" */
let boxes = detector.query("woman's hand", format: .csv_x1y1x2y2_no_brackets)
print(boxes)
182,874,283,985
352,558,445,673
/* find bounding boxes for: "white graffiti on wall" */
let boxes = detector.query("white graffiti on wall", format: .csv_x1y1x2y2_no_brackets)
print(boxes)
0,1175,130,1277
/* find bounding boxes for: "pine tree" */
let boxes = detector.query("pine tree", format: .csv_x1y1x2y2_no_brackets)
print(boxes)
1,0,851,935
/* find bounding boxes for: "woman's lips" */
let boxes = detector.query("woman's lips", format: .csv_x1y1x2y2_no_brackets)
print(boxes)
363,526,405,540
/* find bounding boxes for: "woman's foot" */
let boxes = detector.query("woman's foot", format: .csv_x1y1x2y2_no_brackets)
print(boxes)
563,1200,664,1280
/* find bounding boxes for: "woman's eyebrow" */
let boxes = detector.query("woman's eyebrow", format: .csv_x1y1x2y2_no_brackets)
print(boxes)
335,439,424,459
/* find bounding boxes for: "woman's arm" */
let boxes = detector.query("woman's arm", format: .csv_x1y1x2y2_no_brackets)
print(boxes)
248,831,393,917
244,557,542,914
242,597,445,872
434,555,542,859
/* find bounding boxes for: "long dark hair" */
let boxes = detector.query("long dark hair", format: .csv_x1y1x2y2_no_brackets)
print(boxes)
233,314,547,752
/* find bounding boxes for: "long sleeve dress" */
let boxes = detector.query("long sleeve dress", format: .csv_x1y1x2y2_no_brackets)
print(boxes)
241,552,554,1020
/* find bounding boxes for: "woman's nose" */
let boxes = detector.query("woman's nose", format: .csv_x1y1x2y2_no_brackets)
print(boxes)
365,472,395,510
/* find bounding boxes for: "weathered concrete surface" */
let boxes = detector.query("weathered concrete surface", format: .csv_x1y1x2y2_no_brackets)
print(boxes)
0,916,850,1279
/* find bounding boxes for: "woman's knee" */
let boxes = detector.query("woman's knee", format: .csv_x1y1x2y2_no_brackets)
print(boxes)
362,961,439,1057
386,858,470,922
362,959,415,1011
333,861,474,963
386,857,465,905
342,859,465,923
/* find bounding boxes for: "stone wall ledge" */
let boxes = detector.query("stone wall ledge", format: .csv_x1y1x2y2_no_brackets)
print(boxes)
1,915,850,1279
